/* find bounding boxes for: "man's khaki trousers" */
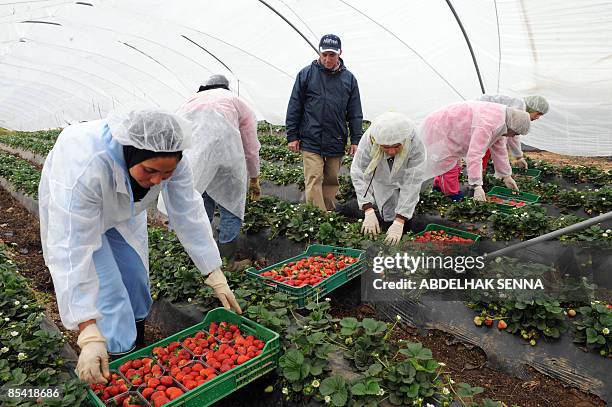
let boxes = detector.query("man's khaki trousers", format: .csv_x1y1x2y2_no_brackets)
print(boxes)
302,151,342,211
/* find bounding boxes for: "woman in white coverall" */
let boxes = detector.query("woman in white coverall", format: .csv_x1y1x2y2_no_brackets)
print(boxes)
350,112,426,245
39,109,241,384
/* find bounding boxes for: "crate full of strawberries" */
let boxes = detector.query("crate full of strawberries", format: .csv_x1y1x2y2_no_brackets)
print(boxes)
246,244,366,308
87,308,280,407
486,186,540,213
414,224,481,245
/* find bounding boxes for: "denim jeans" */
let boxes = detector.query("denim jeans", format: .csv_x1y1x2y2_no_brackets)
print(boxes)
202,192,242,244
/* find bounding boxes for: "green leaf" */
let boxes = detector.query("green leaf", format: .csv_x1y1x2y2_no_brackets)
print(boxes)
365,363,383,377
306,332,325,344
351,382,366,396
320,375,348,406
586,327,599,344
310,359,326,376
400,342,433,360
405,383,420,398
365,380,381,395
389,393,404,405
361,318,386,335
279,349,305,381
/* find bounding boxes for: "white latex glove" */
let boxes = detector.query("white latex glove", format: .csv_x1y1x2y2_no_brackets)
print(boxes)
503,176,519,191
514,157,528,169
76,323,110,384
205,268,242,314
473,186,486,202
384,220,404,245
361,208,380,236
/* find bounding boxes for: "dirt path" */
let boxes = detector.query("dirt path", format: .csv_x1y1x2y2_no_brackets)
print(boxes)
525,151,612,171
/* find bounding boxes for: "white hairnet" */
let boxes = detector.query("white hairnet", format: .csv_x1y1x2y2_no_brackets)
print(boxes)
364,112,416,177
369,111,416,145
524,95,550,114
205,74,230,88
107,108,192,152
505,108,531,135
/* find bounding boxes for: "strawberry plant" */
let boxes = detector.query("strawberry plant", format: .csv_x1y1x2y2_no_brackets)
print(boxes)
0,152,41,198
259,145,301,164
526,157,559,178
0,130,59,156
415,190,451,215
0,244,88,406
584,187,612,215
279,300,337,399
573,301,612,357
556,189,586,210
560,165,612,186
260,161,305,188
337,174,356,202
257,121,286,136
444,199,497,222
242,196,283,233
488,205,550,240
454,382,503,407
148,227,213,303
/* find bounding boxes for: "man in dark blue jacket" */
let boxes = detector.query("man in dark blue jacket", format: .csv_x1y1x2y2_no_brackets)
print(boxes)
286,34,363,211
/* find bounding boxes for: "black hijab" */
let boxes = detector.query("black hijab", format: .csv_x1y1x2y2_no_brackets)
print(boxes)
123,145,182,202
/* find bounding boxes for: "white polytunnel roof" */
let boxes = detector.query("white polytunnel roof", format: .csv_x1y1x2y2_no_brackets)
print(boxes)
0,0,611,156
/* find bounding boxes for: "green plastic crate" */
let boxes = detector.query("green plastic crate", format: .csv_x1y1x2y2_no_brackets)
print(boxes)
246,244,366,308
487,186,540,213
511,167,542,180
414,223,481,244
87,308,280,407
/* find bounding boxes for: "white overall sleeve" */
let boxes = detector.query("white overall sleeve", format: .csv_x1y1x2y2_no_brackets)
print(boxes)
395,135,427,219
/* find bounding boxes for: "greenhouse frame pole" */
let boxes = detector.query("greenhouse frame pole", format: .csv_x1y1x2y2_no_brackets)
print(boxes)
444,0,486,94
257,0,319,55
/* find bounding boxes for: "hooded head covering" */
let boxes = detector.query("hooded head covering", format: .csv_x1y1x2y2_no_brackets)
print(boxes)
364,112,416,177
107,108,191,152
107,108,189,201
505,108,531,135
524,95,549,114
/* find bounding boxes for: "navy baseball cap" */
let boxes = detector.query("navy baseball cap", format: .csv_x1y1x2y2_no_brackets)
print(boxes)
319,34,341,54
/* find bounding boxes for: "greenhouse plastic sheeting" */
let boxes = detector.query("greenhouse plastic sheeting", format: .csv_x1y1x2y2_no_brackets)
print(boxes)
1,1,611,156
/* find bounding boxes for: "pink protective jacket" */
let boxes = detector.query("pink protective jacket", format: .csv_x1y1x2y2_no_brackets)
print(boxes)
420,101,512,186
180,89,260,178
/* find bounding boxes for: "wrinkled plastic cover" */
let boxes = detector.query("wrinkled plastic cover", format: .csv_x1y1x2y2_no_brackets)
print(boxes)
164,108,247,220
0,0,611,156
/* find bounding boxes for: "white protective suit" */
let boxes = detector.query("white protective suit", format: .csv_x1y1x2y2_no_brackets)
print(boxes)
350,112,427,222
158,104,249,220
39,113,221,332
